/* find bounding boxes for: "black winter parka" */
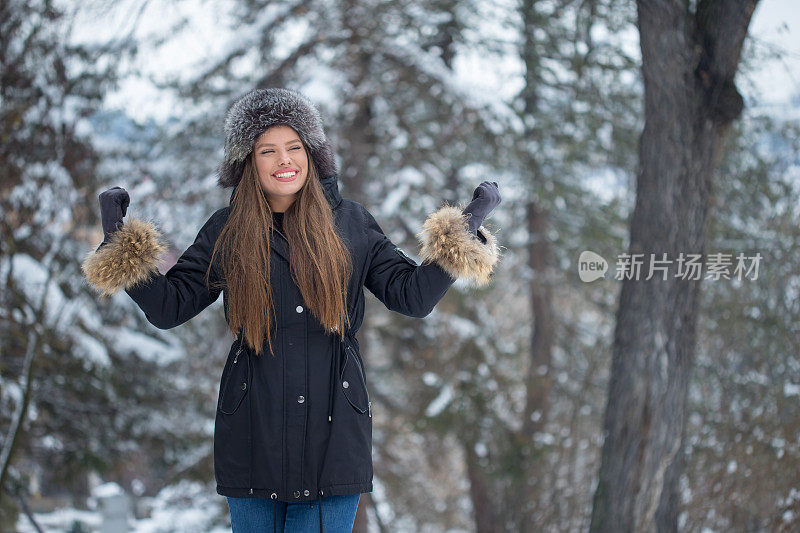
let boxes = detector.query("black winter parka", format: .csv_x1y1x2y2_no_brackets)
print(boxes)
81,175,500,509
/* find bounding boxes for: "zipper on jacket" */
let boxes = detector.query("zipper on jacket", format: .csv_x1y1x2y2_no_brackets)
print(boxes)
272,226,289,244
234,335,244,363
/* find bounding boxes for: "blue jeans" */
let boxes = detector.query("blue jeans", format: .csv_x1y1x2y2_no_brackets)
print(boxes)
226,494,360,532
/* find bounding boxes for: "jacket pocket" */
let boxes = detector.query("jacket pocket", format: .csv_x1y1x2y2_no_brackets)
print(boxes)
218,341,250,415
340,346,370,415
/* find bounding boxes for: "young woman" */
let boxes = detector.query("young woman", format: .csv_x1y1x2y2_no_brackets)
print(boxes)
82,88,501,532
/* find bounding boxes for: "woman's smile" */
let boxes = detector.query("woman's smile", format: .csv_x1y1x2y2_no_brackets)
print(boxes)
273,169,299,181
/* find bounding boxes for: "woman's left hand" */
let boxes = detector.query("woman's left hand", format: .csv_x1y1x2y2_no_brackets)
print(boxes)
462,181,501,235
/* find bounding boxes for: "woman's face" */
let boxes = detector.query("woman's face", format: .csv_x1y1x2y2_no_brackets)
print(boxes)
254,125,309,212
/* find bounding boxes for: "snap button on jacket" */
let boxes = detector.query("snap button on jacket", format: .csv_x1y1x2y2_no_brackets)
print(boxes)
81,175,501,502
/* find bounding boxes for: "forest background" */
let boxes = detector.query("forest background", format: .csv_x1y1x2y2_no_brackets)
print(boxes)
1,0,799,531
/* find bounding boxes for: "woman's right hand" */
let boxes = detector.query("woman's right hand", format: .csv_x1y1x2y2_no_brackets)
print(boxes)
98,186,130,243
462,181,501,235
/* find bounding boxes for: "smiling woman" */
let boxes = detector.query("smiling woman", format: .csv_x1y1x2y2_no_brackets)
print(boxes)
255,126,309,212
80,87,501,532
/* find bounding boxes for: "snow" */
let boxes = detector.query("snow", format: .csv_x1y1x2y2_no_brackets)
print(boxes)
69,1,237,124
582,166,630,204
134,481,229,533
40,435,65,451
3,380,23,407
73,330,112,367
784,382,800,396
747,0,800,104
371,476,395,528
474,441,488,457
380,181,410,216
533,431,555,445
109,328,185,364
17,482,231,533
422,371,440,386
16,507,101,533
92,482,125,498
444,315,479,340
8,253,68,325
425,383,455,417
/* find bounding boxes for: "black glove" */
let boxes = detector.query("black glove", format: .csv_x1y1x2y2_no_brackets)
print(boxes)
462,181,501,236
96,186,130,251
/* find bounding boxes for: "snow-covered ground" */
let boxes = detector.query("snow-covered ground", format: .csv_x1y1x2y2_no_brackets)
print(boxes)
16,481,231,533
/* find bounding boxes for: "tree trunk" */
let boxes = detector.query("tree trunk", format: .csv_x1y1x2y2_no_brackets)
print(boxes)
517,199,556,531
465,440,501,533
522,200,555,439
589,1,758,532
516,1,557,530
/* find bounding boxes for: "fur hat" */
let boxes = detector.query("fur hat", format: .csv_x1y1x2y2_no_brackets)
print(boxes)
217,88,337,189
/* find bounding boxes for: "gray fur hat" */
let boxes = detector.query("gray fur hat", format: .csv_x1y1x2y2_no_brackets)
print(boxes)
217,88,337,189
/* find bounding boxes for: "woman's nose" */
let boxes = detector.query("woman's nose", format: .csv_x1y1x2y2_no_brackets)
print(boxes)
278,150,292,164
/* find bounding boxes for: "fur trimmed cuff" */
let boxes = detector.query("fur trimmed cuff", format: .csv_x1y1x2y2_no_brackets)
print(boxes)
81,218,166,297
417,204,500,286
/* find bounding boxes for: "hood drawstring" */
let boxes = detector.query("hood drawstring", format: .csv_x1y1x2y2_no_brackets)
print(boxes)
309,492,324,532
319,334,345,533
328,339,336,423
328,334,341,423
328,330,356,423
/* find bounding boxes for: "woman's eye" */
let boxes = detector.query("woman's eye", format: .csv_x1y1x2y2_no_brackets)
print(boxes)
260,147,300,154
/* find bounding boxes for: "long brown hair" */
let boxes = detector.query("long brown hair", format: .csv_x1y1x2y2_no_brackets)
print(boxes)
206,144,352,356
